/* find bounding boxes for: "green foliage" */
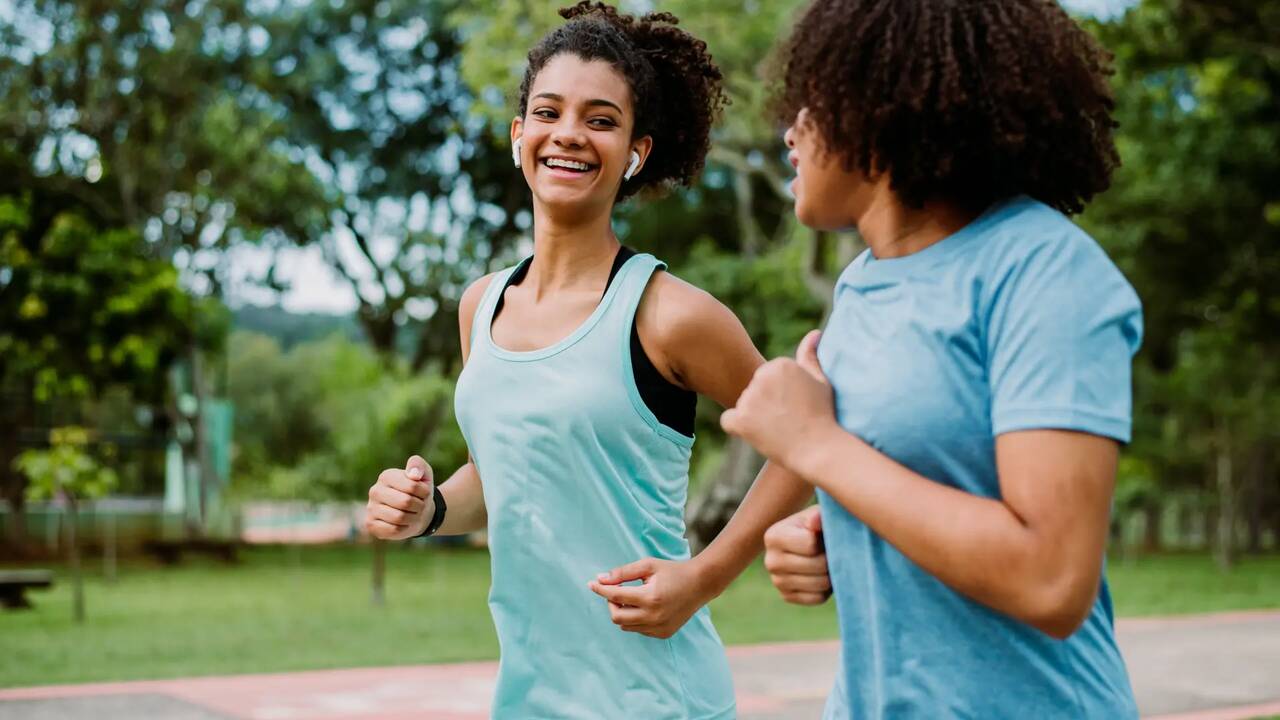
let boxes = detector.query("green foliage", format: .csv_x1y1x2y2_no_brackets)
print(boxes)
15,427,118,502
0,195,195,404
1080,0,1280,551
226,331,467,502
677,234,825,359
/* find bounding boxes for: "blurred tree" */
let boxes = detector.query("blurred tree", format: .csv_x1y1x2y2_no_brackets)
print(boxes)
250,0,524,370
0,193,203,553
1084,0,1280,562
16,426,119,622
0,0,326,538
225,331,466,603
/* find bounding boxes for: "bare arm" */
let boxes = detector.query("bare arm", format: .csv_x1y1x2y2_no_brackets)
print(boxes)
433,273,499,535
589,273,815,636
723,335,1117,639
365,273,496,540
647,274,814,594
791,426,1115,638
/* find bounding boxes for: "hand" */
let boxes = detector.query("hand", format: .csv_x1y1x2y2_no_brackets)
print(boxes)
720,330,838,473
763,505,832,605
588,558,713,639
365,455,435,540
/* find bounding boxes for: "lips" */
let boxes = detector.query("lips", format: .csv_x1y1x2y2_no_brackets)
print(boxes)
540,156,598,173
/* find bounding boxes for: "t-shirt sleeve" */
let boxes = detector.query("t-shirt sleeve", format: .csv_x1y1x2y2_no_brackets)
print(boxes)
985,232,1143,442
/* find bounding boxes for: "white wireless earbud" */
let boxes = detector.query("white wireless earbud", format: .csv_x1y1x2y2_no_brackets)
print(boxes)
624,150,641,180
512,138,523,168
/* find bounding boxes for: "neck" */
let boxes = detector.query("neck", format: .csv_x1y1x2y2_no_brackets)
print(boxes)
527,199,620,298
854,183,977,259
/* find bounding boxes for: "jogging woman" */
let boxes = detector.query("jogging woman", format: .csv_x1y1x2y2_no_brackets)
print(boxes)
726,0,1143,716
366,4,810,717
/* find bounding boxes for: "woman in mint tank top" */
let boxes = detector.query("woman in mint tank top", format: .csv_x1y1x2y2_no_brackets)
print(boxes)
724,1,1141,718
362,3,816,718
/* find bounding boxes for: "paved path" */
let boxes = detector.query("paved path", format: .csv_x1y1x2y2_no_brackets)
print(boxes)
2,610,1277,719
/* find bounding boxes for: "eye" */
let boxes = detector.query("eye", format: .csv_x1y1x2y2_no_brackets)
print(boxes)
532,108,558,120
588,117,618,128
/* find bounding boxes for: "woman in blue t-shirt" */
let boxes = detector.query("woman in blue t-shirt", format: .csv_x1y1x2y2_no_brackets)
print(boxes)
722,0,1142,717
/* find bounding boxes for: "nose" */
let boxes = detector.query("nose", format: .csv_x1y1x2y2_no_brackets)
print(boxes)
784,123,796,149
551,123,586,150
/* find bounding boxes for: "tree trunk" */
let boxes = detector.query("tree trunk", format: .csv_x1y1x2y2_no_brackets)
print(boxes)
1243,444,1268,554
0,393,34,557
103,509,117,585
65,493,85,623
371,539,386,607
190,346,214,536
1177,501,1195,551
686,437,765,552
1141,502,1163,553
1214,438,1235,571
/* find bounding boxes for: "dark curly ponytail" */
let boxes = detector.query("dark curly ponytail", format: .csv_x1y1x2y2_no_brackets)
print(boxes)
517,2,728,199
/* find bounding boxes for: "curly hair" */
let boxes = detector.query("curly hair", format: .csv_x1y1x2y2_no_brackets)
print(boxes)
517,2,727,200
772,0,1118,215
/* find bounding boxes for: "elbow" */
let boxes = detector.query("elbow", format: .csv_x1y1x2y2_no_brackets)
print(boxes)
1028,606,1090,641
1021,575,1099,640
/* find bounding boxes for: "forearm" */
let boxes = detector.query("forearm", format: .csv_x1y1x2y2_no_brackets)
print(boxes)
791,426,1074,633
691,460,814,599
436,461,487,536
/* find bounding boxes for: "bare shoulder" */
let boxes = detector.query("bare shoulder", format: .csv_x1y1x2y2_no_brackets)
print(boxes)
636,269,763,405
460,271,501,322
637,269,739,343
458,271,502,361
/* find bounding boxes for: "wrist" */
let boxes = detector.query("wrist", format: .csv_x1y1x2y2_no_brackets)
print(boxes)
687,552,731,603
784,418,846,484
412,486,447,538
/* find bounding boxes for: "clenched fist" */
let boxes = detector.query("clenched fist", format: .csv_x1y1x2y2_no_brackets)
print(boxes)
365,455,435,540
763,505,832,605
720,330,837,473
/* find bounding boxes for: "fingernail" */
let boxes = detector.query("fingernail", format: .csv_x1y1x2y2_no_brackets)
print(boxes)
598,572,610,581
407,467,423,480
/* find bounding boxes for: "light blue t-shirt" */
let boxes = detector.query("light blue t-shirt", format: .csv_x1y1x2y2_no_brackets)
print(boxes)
816,196,1142,719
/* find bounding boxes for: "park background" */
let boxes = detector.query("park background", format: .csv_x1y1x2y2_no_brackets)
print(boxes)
1,0,1278,695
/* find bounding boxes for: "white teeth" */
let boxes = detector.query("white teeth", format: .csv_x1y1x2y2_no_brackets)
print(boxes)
544,158,590,171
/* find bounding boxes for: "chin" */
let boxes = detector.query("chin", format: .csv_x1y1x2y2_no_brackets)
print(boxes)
794,200,854,232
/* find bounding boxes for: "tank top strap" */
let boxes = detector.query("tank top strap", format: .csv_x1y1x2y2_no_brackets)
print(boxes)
469,261,525,352
606,252,666,329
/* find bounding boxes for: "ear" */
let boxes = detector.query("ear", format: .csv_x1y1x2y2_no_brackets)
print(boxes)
629,135,654,177
510,116,523,146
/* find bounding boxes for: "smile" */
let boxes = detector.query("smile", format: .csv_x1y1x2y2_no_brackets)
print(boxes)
541,157,597,173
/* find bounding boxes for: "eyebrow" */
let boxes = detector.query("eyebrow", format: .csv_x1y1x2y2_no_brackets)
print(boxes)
532,92,623,114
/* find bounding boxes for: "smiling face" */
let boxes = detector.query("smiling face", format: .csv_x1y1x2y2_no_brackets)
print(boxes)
512,54,651,216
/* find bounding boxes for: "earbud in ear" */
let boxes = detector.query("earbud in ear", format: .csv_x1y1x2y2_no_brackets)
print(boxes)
624,150,641,180
512,138,523,168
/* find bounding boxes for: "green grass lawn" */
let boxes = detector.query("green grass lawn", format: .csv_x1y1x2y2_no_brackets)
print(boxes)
2,545,1277,689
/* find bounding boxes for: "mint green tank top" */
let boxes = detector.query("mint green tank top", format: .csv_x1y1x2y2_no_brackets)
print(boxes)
454,253,736,719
